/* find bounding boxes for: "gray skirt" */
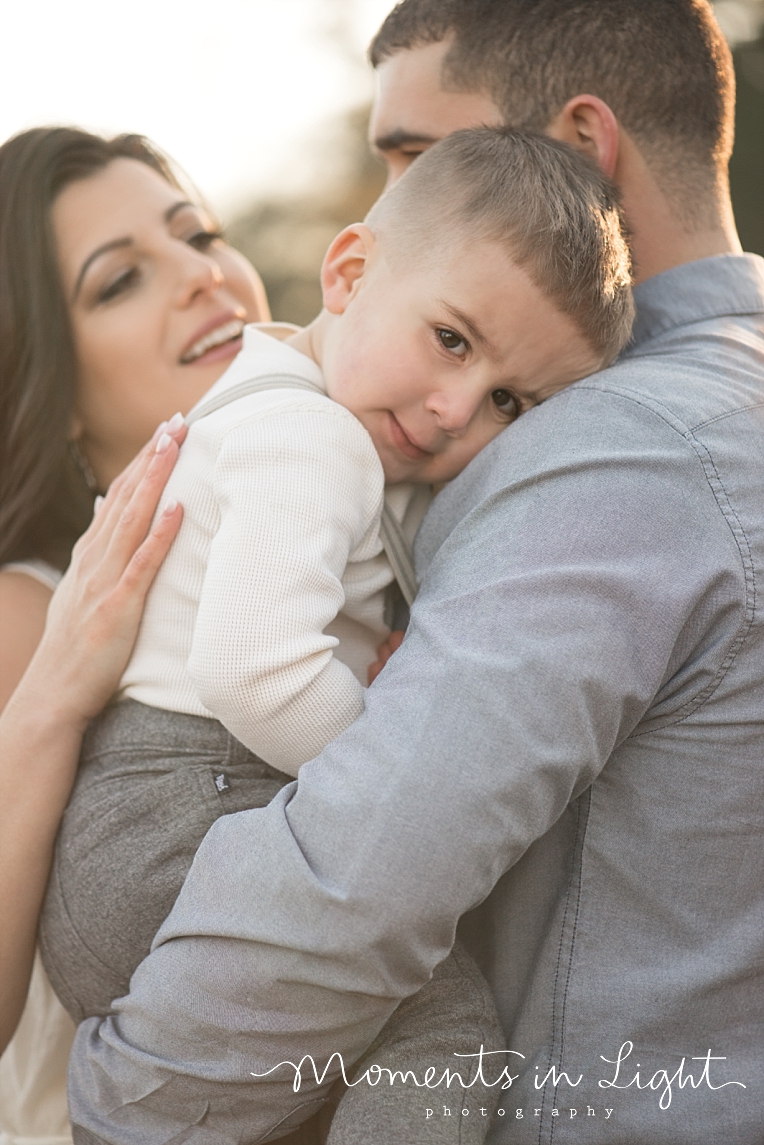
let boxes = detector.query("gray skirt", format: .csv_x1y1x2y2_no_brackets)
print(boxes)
39,699,293,1024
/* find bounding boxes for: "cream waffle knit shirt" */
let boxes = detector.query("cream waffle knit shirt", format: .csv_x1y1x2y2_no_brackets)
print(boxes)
119,325,429,776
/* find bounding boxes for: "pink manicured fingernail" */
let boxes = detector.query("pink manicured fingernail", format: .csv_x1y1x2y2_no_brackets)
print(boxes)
155,420,168,437
163,499,179,514
166,412,185,432
155,432,172,453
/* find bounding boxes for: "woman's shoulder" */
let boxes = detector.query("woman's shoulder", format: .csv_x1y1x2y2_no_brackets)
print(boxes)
0,562,60,709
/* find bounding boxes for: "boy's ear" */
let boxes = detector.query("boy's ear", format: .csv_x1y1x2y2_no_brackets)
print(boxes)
321,224,377,315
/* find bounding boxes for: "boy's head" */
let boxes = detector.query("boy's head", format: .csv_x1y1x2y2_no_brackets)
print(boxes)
368,0,734,230
312,128,633,484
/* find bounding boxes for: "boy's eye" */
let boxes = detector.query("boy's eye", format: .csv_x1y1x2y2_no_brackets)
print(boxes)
437,328,468,355
491,389,518,417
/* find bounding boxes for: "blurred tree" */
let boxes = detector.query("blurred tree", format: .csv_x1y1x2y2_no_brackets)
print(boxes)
224,0,387,325
226,105,385,326
730,33,764,254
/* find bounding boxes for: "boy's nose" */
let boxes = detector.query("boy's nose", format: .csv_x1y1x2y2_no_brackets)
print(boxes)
425,388,482,434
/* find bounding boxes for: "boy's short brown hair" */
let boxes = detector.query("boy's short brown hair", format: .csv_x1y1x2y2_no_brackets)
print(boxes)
367,127,634,367
370,0,734,225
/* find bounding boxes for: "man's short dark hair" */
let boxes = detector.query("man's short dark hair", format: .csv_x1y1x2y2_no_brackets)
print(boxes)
369,0,734,224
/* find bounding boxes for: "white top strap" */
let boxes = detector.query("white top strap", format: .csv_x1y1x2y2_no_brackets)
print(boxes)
1,559,62,592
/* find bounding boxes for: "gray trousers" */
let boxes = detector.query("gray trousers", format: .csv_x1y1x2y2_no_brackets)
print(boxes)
41,701,504,1143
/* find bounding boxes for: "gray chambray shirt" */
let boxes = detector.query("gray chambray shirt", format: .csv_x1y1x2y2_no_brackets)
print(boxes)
69,254,764,1144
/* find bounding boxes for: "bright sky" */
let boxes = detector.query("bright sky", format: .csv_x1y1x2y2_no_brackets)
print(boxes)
4,1,759,220
1,0,395,218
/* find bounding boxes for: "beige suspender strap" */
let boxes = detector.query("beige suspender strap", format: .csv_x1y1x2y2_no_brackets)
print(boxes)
184,373,325,426
184,373,419,608
379,504,417,608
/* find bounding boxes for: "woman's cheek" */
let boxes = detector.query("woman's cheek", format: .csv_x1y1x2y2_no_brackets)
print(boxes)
217,248,269,322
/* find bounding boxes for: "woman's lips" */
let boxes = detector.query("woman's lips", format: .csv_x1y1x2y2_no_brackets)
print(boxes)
387,412,432,460
180,315,244,365
183,334,243,367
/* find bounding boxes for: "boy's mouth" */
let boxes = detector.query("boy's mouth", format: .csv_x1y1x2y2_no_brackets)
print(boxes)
387,412,432,461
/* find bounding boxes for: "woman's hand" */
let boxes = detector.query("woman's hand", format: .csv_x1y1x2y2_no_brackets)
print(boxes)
36,417,186,726
0,417,184,1052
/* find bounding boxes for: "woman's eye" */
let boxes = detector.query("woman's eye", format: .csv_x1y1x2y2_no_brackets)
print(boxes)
491,389,518,417
98,267,140,303
187,229,223,252
437,328,468,355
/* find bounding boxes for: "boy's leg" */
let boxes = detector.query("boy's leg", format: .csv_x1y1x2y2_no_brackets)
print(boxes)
324,942,505,1145
39,700,292,1023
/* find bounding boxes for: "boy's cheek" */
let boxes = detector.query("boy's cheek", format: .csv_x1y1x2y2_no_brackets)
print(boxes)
438,421,510,480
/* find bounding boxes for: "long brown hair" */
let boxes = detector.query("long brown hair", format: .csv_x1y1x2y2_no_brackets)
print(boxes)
0,127,182,569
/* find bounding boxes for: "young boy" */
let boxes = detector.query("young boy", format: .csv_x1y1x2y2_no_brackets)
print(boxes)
41,128,632,1142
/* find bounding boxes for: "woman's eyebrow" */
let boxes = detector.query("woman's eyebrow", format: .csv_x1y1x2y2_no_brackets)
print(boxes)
73,237,132,301
72,202,197,300
164,200,196,223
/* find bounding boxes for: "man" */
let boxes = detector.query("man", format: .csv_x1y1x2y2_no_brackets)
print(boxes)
69,2,764,1142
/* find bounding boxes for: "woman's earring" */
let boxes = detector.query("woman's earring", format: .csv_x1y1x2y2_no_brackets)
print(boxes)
69,439,99,493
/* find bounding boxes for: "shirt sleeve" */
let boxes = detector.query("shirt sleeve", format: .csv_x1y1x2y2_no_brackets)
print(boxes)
67,386,745,1140
187,400,384,773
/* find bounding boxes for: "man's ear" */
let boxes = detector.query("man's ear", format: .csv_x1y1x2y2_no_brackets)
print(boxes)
320,224,377,315
546,95,620,179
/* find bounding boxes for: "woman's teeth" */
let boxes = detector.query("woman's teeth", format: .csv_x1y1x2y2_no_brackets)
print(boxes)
181,319,244,363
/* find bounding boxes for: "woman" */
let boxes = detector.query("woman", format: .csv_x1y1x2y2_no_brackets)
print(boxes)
0,126,269,1143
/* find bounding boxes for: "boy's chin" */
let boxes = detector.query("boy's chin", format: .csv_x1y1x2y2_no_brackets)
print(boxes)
381,456,435,485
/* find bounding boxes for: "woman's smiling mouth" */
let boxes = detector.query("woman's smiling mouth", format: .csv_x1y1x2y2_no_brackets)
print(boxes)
180,317,244,365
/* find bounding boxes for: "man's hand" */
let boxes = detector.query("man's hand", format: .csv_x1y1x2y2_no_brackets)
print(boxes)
368,630,405,684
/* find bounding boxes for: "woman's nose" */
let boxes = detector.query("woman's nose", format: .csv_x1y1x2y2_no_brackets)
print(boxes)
174,244,224,306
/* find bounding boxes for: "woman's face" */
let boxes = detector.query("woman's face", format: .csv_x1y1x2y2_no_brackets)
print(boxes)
54,157,269,486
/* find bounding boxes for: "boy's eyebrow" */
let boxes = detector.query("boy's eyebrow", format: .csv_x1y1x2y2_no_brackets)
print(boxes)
439,301,493,353
372,128,439,153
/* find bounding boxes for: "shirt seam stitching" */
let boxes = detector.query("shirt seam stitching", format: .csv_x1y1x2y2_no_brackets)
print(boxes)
563,386,753,728
544,790,591,1144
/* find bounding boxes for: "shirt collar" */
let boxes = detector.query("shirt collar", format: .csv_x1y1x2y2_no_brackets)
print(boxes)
628,253,764,350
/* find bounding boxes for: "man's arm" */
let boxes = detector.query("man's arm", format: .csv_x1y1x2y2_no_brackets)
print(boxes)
68,388,744,1142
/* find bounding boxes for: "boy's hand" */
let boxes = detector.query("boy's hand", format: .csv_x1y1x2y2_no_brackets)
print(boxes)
368,630,405,685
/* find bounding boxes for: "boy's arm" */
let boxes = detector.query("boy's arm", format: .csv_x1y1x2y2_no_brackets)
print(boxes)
188,400,384,774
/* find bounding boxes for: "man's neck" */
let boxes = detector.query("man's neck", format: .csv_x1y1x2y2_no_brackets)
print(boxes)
614,139,741,284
